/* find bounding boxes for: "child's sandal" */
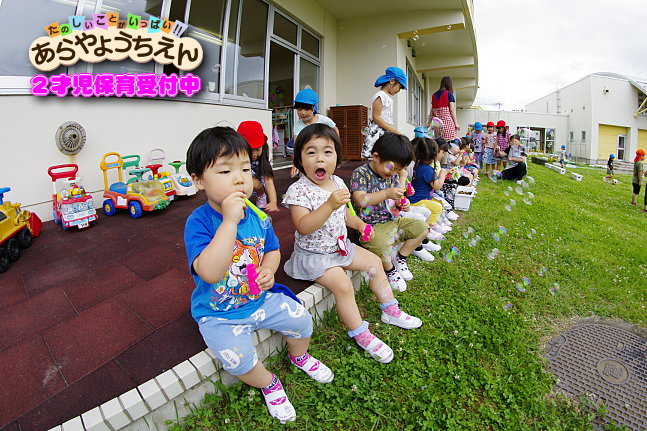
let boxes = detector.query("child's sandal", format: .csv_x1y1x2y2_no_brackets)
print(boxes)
360,336,394,363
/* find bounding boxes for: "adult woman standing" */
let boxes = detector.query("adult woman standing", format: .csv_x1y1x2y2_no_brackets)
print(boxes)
427,76,459,140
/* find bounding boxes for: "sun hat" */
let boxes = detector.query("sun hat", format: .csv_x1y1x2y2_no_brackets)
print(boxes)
561,145,566,149
374,66,407,89
294,88,319,114
636,148,647,162
237,121,267,149
609,154,615,158
474,122,483,131
413,126,430,139
486,121,495,127
496,120,506,128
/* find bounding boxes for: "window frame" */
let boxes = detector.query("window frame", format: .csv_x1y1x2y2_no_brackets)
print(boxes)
406,61,423,126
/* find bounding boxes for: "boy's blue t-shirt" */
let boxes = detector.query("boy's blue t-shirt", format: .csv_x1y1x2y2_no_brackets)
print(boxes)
409,163,436,204
184,202,280,322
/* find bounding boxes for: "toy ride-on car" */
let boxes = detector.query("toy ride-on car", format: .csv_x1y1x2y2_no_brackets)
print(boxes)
148,148,196,197
100,152,170,219
0,187,43,272
47,164,97,230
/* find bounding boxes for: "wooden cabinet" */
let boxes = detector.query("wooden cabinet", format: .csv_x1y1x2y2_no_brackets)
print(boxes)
330,105,368,160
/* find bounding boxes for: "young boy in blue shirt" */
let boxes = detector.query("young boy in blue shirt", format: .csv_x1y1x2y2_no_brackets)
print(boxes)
184,126,333,424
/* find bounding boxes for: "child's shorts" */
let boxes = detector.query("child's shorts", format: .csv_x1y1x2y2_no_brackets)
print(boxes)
198,292,313,376
606,168,613,175
360,217,428,264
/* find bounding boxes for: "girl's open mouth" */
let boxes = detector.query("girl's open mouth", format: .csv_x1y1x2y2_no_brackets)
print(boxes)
314,168,327,181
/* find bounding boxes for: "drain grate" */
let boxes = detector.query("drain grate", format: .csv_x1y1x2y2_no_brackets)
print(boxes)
545,323,647,430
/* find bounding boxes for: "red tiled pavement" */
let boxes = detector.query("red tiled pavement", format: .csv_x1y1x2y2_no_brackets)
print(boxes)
0,161,363,429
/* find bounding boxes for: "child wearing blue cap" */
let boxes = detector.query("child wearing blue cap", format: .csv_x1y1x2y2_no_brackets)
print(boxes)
470,122,485,169
361,67,407,159
604,154,615,183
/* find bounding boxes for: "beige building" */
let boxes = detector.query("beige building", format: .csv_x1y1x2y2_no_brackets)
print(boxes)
0,0,478,219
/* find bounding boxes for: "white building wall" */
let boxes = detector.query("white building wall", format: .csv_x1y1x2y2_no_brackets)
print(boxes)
526,74,647,163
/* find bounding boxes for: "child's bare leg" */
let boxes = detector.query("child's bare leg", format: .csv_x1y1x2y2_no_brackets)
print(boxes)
315,267,362,330
344,246,393,304
237,361,274,388
286,336,310,358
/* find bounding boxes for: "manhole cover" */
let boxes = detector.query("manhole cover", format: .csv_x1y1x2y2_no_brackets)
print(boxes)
545,323,646,430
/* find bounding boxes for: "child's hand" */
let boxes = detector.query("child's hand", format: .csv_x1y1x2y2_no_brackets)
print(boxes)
327,189,350,210
264,202,280,213
385,187,404,201
256,266,275,291
400,198,410,212
222,191,247,224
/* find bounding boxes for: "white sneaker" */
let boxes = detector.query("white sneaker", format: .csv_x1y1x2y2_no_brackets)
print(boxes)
412,248,435,261
422,241,441,252
387,270,407,291
262,381,296,424
441,218,453,227
427,229,444,241
381,310,423,329
446,211,459,221
431,224,449,234
391,254,413,281
602,176,609,183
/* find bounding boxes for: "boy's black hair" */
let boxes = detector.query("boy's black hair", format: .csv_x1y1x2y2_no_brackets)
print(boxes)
294,102,314,111
510,134,521,142
255,142,275,178
372,132,413,167
186,126,251,178
435,137,447,148
293,124,342,174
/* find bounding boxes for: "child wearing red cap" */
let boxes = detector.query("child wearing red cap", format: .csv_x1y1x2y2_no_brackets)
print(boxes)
495,120,510,171
482,121,498,175
237,121,279,212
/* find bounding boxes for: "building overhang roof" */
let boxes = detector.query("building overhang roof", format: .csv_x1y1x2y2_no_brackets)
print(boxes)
594,72,647,117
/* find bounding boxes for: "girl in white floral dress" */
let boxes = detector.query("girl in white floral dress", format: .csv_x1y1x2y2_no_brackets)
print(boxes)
283,124,422,364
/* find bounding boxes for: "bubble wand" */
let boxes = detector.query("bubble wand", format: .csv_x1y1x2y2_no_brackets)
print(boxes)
243,198,268,221
246,263,260,295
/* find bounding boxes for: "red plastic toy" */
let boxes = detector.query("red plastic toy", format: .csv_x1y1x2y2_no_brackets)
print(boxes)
47,164,97,230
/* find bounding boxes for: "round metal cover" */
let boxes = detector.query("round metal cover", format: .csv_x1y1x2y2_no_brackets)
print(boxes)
55,121,86,155
545,323,646,430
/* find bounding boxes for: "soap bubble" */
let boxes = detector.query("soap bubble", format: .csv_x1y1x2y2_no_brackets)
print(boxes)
381,44,387,49
504,204,512,212
521,180,529,189
527,192,535,200
538,266,547,276
363,266,378,282
515,282,527,293
515,186,524,195
462,227,474,238
468,235,481,247
361,206,372,217
521,277,530,286
498,226,507,235
527,228,537,239
492,226,506,241
444,246,460,263
360,196,371,207
212,64,221,73
549,283,560,295
503,301,513,310
509,199,516,206
486,248,500,260
413,34,419,41
361,127,370,136
489,173,499,183
504,190,511,196
260,216,272,230
523,197,532,205
526,176,535,184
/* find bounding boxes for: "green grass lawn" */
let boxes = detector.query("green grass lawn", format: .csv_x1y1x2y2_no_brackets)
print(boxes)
170,164,645,430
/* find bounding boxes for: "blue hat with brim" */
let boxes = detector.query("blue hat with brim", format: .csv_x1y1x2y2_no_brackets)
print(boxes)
294,88,319,114
474,122,483,131
374,66,407,89
413,126,430,139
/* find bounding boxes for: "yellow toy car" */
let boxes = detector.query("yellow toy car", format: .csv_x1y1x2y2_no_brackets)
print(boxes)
0,187,43,272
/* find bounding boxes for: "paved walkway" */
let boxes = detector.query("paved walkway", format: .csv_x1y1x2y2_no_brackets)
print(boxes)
0,161,362,430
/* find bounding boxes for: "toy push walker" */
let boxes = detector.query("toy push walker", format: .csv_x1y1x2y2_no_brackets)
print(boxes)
148,148,197,197
47,164,97,230
0,187,42,273
100,152,170,219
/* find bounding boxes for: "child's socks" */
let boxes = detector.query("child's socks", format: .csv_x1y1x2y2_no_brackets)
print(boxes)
289,352,334,383
261,374,296,424
380,299,423,330
348,321,393,363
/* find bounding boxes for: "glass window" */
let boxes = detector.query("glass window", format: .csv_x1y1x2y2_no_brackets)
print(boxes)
273,12,296,45
175,0,226,95
301,29,319,58
299,58,318,93
581,131,586,142
92,0,163,75
225,0,268,99
406,63,422,125
0,0,77,76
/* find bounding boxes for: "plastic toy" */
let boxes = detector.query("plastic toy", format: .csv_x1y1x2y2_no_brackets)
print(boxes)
47,164,97,230
100,152,170,219
145,162,176,200
246,263,260,295
0,187,42,272
361,224,373,241
243,198,268,221
168,161,197,196
148,149,196,197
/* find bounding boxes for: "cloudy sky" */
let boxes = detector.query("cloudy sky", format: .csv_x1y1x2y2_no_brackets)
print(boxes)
473,0,646,111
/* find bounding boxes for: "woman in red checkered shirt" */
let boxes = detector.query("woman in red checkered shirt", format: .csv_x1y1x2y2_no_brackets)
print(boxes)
427,76,459,141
